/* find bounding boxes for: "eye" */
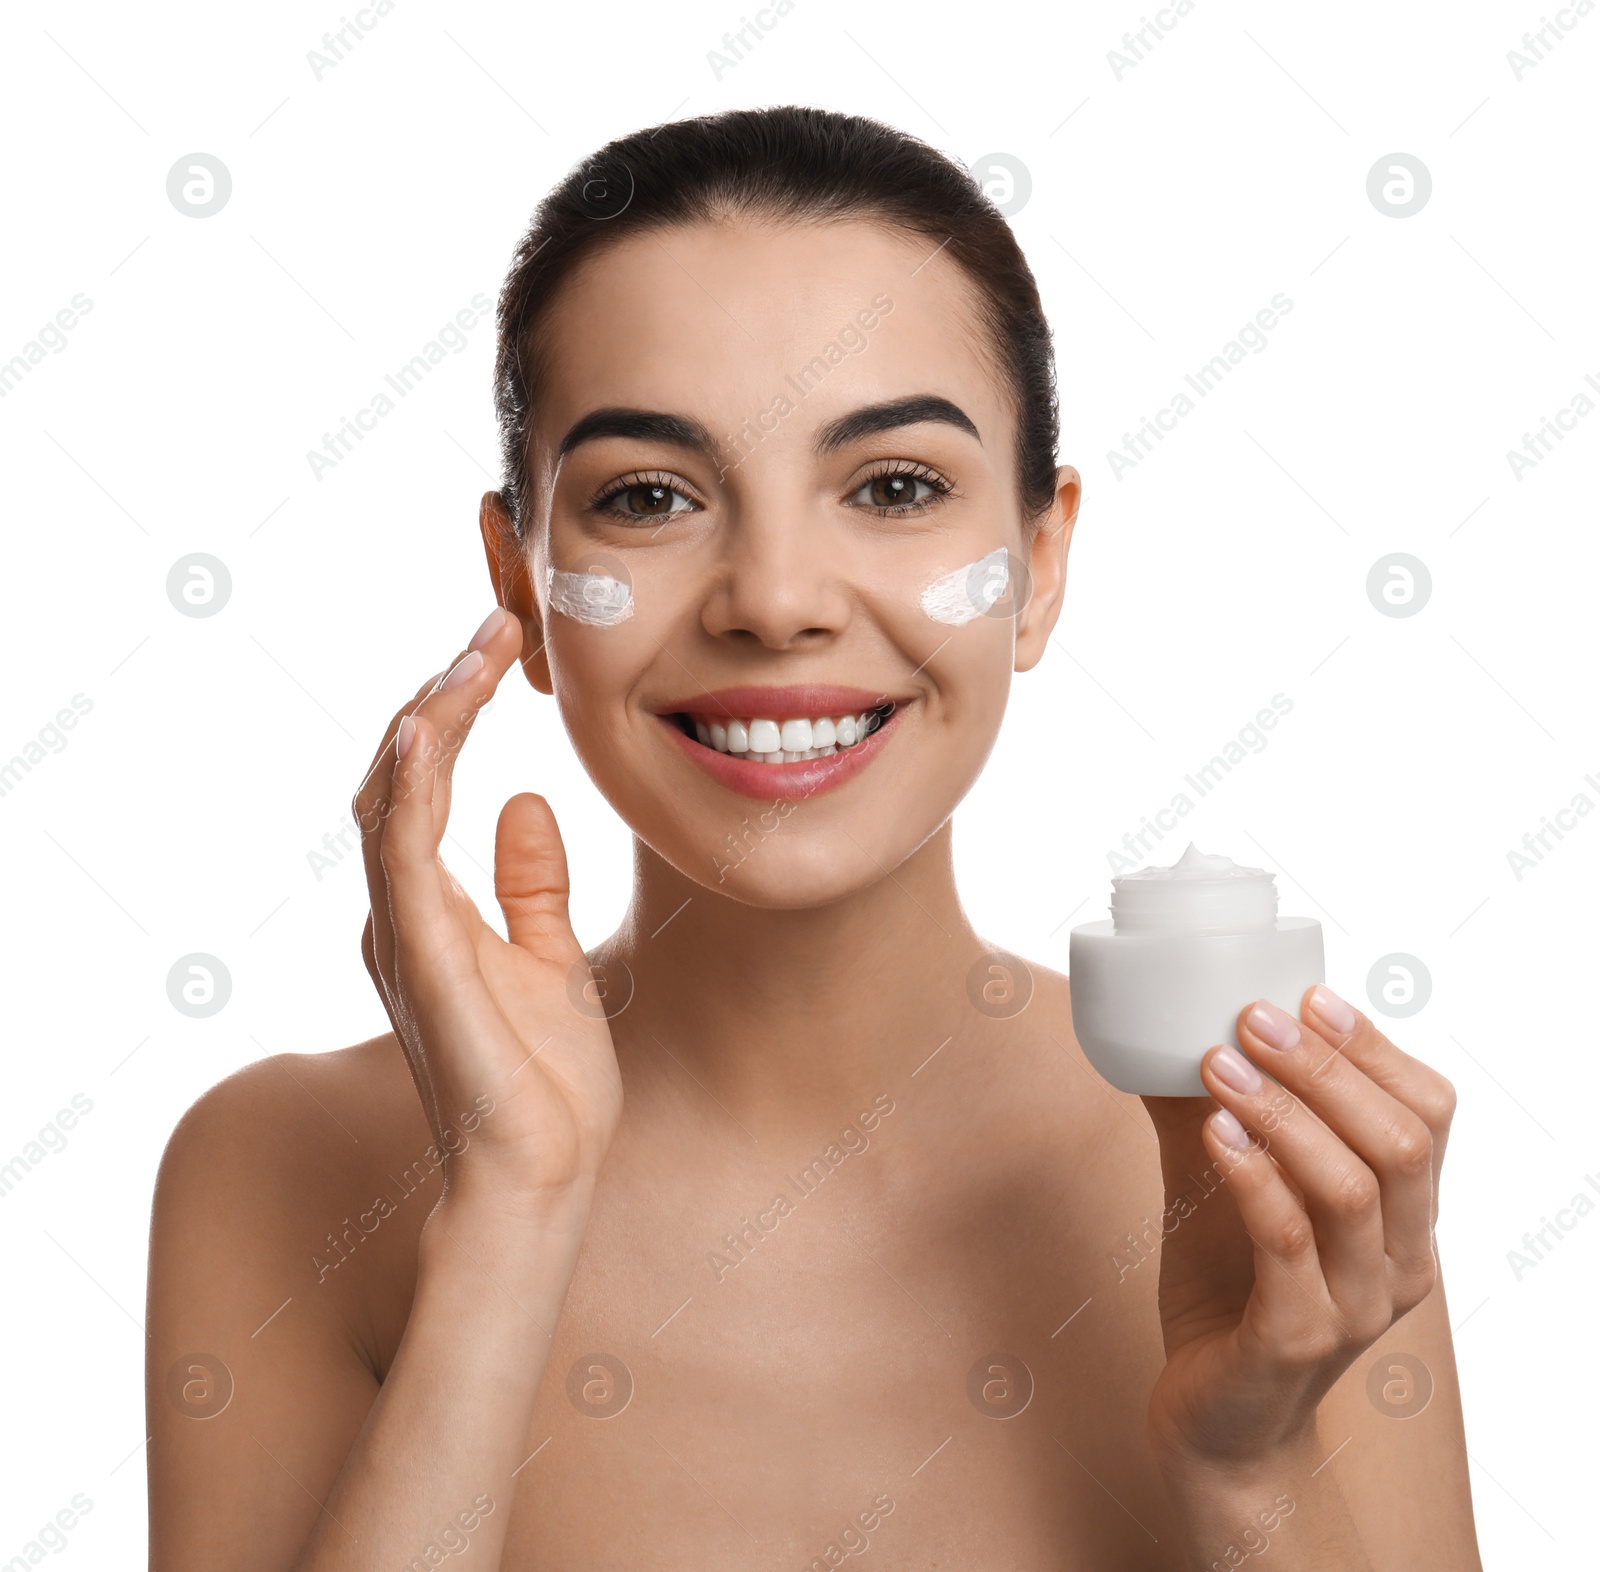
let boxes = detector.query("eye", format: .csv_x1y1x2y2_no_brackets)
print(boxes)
848,462,956,516
589,471,702,523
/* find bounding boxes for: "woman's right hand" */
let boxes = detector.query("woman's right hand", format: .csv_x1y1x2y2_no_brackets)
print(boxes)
353,606,624,1221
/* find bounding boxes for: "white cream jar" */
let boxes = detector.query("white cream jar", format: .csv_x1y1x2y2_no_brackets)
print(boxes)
1068,843,1324,1095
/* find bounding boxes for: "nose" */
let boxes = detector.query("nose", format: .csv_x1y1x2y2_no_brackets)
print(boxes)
700,493,854,651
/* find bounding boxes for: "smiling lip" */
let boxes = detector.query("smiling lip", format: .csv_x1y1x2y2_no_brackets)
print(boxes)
653,685,910,802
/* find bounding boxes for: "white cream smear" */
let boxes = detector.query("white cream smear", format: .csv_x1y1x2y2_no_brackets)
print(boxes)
920,547,1009,625
545,564,633,626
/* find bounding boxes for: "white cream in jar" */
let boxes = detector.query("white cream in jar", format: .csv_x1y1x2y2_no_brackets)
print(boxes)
1068,842,1324,1095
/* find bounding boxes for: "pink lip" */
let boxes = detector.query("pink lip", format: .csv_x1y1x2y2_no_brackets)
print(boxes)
657,701,905,802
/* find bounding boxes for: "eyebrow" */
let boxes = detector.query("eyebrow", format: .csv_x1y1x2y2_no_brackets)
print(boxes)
555,394,982,463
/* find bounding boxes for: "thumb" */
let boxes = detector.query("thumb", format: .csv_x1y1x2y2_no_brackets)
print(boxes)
494,791,579,961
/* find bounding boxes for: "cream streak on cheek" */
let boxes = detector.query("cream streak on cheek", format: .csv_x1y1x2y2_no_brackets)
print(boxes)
545,564,634,626
919,546,1009,625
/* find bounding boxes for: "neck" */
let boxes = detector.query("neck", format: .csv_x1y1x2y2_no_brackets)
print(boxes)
600,820,983,1135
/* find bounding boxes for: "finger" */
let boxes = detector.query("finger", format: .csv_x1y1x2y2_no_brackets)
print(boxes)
354,668,450,980
1201,1038,1387,1318
406,608,521,838
1241,992,1438,1299
377,708,479,998
1303,985,1458,1186
354,667,447,817
1199,1108,1336,1348
494,792,582,964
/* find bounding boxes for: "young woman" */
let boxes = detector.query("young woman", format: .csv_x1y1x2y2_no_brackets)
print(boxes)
146,106,1480,1569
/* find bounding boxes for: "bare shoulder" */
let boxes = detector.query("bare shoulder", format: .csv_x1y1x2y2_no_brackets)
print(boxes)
149,1037,435,1383
155,1031,426,1212
147,1033,439,1565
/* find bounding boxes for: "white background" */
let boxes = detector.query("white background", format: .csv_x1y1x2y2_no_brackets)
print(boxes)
1,0,1594,1563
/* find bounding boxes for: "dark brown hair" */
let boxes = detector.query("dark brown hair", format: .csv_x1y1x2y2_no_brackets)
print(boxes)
492,104,1059,539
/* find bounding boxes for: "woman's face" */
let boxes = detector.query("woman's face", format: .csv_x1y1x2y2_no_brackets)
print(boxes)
484,217,1078,908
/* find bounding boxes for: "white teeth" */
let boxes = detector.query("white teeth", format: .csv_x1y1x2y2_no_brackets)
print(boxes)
747,718,782,754
686,708,889,763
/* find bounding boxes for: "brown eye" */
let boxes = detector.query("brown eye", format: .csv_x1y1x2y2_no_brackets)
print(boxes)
592,473,700,522
868,475,924,507
619,483,676,515
849,467,953,515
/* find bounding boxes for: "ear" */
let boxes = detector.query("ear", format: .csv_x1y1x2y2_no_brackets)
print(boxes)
1013,464,1079,673
479,491,553,696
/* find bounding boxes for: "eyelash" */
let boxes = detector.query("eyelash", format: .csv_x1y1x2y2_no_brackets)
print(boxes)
586,461,958,522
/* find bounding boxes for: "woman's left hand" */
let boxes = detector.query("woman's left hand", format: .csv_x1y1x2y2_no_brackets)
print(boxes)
1138,984,1457,1481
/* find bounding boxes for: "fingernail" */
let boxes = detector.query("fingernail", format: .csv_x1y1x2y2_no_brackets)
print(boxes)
1209,1108,1250,1150
396,714,416,758
1210,1045,1263,1095
468,606,507,651
1308,985,1356,1035
1247,1000,1301,1051
441,649,485,690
